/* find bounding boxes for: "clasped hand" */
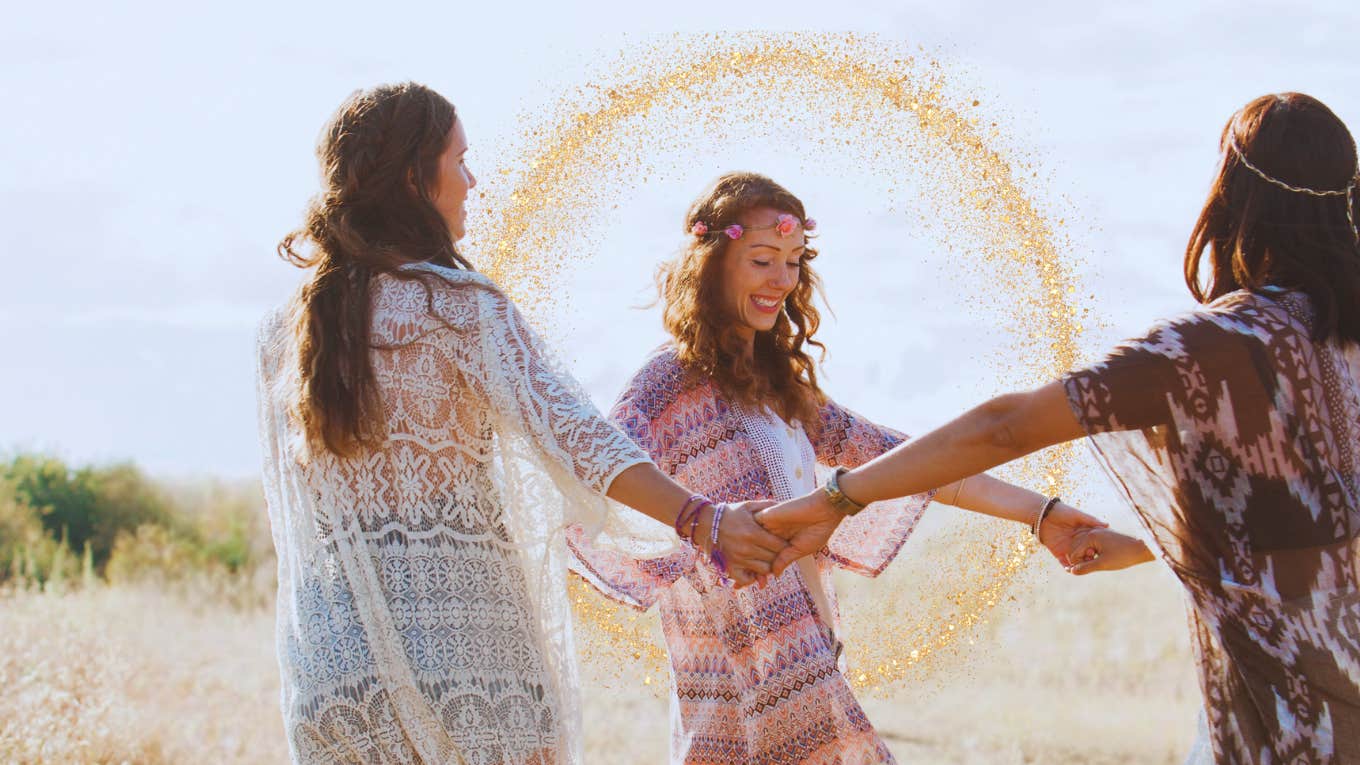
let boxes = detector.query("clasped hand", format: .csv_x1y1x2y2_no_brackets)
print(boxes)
750,491,1111,575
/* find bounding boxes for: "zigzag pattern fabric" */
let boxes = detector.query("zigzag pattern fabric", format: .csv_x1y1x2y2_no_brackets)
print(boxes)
569,347,933,765
1064,288,1360,764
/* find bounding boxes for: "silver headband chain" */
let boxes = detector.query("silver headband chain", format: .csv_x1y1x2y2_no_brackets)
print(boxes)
1228,133,1359,243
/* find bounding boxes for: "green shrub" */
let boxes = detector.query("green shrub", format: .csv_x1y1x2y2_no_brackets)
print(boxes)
0,453,273,598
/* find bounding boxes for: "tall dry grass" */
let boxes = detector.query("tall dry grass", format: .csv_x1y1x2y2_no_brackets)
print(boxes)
0,552,1199,764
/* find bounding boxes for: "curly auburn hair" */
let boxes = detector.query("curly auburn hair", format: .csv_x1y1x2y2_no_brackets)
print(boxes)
278,82,472,457
658,172,828,430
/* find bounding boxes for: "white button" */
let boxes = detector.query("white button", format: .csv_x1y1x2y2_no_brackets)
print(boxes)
795,467,804,479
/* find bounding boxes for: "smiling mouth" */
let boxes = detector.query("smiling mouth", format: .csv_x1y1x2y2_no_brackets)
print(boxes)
750,295,782,314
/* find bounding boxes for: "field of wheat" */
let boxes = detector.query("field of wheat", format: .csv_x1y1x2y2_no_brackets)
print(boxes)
0,543,1200,765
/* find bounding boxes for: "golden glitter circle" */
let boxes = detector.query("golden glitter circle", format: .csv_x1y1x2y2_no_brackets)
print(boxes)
471,32,1085,692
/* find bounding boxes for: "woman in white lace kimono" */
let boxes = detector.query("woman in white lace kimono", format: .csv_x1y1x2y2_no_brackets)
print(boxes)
758,93,1360,764
257,82,787,765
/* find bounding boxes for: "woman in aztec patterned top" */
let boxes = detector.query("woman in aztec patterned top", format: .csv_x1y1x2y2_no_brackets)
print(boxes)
256,83,790,765
567,172,1108,765
759,93,1360,764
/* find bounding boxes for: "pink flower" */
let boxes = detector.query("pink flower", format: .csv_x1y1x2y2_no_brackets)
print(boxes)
724,224,744,240
803,218,817,232
775,214,798,237
690,221,709,237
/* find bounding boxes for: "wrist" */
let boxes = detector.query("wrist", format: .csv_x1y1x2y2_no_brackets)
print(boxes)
825,467,868,516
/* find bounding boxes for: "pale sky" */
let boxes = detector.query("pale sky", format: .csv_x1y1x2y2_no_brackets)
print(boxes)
3,0,1357,485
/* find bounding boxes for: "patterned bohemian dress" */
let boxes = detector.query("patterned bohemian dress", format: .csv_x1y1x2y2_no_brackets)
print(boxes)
257,263,674,765
568,347,935,765
1063,287,1360,763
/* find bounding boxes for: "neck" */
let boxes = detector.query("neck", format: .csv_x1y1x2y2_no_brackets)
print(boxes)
735,327,756,361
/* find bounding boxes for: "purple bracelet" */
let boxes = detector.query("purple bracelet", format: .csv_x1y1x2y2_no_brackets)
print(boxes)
688,501,710,546
708,502,729,581
674,494,705,539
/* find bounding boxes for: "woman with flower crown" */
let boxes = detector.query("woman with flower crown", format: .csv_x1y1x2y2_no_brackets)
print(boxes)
758,93,1360,764
566,171,1107,765
256,84,788,765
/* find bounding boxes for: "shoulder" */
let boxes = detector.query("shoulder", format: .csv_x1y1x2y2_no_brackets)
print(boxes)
255,303,294,382
1163,289,1310,347
615,345,710,419
371,264,504,342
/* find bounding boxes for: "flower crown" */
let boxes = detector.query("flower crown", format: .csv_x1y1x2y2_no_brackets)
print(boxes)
690,213,817,240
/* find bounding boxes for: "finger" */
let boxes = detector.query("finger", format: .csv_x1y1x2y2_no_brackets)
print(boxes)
733,553,771,576
770,547,802,577
746,528,788,555
747,522,791,551
1067,556,1105,575
752,509,774,531
729,569,754,588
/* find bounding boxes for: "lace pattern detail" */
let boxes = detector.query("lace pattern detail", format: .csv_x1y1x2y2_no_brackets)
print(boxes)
257,264,662,764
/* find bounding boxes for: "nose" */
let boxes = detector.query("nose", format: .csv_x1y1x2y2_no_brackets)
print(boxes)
771,265,798,292
467,166,478,190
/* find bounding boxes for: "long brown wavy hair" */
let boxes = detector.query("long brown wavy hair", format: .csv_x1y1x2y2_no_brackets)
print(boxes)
278,82,472,457
1185,92,1360,343
659,172,827,429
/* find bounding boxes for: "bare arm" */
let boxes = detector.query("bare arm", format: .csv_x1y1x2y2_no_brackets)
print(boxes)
840,381,1084,506
605,460,787,587
757,381,1096,573
935,472,1100,566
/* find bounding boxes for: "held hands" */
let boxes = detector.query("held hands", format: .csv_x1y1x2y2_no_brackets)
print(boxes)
751,491,844,577
749,492,1114,577
1035,502,1109,567
706,500,786,588
1064,528,1155,574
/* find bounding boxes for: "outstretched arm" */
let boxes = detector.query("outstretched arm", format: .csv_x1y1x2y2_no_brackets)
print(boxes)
471,286,786,586
937,473,1105,566
758,381,1094,573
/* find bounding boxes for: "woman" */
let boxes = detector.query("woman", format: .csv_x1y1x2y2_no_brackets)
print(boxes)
256,83,787,765
758,93,1360,763
567,172,1105,764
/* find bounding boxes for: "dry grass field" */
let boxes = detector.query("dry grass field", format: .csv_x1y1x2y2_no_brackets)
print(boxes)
0,550,1200,764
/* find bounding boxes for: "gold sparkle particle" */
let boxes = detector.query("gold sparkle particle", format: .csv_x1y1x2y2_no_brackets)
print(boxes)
470,32,1084,694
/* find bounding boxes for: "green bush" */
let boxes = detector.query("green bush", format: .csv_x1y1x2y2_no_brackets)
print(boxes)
1,454,177,571
0,453,273,593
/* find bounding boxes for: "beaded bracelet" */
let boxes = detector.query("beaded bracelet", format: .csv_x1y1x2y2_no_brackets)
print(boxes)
674,494,706,539
688,501,710,546
1032,496,1061,540
708,502,729,582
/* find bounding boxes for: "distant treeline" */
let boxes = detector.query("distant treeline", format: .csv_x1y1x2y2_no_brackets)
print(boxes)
0,454,272,599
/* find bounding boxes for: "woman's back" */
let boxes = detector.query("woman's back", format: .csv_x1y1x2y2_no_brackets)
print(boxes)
259,267,653,764
1064,288,1360,761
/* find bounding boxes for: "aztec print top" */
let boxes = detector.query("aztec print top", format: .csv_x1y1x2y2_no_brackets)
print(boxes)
1063,288,1360,764
568,346,934,765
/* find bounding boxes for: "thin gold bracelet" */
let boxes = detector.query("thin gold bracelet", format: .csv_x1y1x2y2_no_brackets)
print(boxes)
947,476,968,505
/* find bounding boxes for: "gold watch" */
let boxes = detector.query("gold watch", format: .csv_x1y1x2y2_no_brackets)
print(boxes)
823,467,867,516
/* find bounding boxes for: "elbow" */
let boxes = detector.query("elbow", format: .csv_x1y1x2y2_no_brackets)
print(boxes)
976,392,1037,459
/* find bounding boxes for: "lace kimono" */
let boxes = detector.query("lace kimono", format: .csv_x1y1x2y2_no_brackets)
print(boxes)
567,347,934,765
256,264,674,765
1063,289,1360,763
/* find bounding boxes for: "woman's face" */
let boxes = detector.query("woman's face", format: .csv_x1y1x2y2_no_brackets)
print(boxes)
430,119,476,241
719,206,805,337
